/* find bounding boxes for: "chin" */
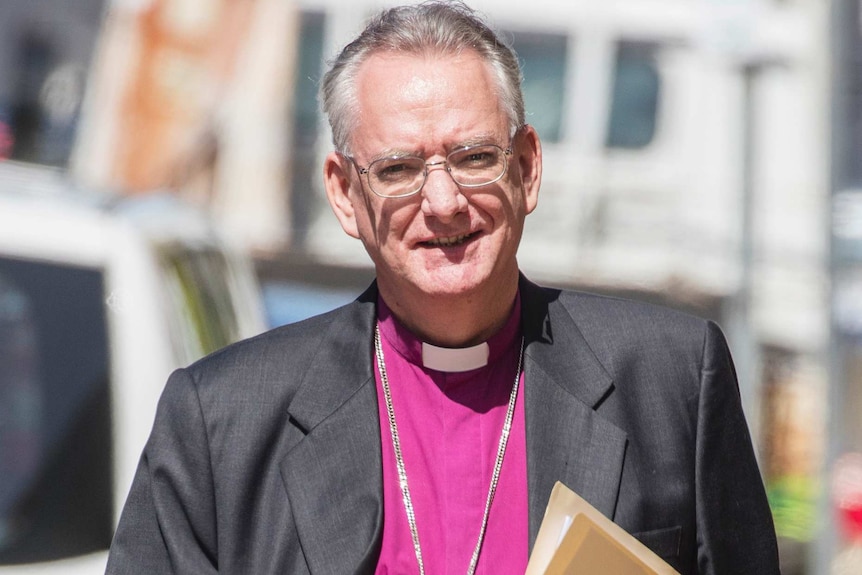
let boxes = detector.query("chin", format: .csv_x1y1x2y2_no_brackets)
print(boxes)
411,268,493,298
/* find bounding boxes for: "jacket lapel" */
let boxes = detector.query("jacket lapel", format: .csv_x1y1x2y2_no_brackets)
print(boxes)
520,279,628,550
280,285,383,575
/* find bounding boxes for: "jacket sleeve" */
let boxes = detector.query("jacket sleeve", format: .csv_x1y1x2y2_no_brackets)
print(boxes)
105,368,219,574
695,321,780,574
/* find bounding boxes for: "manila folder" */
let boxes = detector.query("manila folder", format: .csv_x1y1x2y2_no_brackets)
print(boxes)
525,482,680,575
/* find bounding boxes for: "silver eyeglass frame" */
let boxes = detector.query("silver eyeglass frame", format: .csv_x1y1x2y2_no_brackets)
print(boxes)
342,143,514,199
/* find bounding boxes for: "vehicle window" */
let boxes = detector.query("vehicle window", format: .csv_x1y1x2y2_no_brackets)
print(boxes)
509,30,569,143
158,246,242,364
606,42,661,149
0,256,112,564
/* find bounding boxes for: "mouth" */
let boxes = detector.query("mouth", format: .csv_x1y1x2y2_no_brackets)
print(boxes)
421,232,476,247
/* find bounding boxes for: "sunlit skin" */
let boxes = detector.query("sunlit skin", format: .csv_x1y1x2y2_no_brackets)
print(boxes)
324,50,542,347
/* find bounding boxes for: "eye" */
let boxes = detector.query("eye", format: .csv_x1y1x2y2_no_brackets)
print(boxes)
451,147,498,169
372,157,423,182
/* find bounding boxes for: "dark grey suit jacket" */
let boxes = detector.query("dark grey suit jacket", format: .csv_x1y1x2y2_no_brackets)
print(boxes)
106,277,780,574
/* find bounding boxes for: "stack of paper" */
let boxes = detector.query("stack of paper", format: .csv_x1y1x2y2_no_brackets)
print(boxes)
525,482,681,575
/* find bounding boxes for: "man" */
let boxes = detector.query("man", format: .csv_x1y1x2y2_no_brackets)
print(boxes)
106,2,780,574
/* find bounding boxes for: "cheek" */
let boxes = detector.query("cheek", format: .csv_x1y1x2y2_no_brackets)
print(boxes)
350,188,378,228
476,188,522,229
381,203,421,241
351,194,416,255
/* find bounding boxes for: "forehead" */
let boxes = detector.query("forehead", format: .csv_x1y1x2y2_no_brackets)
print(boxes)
350,50,508,155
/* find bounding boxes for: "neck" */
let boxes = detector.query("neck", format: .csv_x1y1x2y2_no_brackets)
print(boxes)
378,277,519,348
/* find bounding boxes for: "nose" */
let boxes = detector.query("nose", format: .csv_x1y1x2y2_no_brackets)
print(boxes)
420,162,468,222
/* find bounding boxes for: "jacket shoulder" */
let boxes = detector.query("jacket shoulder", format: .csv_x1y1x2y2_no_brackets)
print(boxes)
547,287,724,378
556,288,711,337
182,298,373,394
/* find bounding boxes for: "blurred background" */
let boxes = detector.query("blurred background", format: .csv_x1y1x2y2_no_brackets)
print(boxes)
0,0,861,572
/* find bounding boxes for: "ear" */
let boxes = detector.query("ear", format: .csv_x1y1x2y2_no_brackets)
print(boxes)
323,151,361,239
516,124,542,215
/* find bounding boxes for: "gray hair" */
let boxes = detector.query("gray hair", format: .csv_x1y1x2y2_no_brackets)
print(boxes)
320,1,524,153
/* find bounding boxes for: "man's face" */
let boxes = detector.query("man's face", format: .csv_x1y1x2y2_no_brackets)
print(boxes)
324,50,541,307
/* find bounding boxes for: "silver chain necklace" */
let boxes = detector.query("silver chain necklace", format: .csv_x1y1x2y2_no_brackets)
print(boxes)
374,324,524,575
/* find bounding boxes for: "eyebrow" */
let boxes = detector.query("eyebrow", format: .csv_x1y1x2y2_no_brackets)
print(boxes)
368,147,417,162
453,133,499,150
368,133,502,162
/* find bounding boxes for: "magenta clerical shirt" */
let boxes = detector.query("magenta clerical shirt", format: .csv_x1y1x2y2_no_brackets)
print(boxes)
373,295,529,574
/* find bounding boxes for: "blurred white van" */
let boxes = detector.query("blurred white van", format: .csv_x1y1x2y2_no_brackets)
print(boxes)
0,161,267,573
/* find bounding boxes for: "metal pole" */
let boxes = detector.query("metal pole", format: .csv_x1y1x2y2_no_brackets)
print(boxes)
812,0,854,572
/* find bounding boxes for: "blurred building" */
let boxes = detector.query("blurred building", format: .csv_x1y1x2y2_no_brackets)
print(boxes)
0,0,846,572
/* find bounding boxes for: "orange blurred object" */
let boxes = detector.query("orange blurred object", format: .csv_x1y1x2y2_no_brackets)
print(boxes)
115,0,254,191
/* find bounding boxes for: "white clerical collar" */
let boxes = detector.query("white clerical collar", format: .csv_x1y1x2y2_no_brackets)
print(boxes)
421,341,489,372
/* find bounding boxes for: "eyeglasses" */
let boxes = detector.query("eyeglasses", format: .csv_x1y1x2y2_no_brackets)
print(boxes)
347,143,513,199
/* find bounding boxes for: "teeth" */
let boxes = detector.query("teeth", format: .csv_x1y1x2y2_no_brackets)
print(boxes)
426,233,470,246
